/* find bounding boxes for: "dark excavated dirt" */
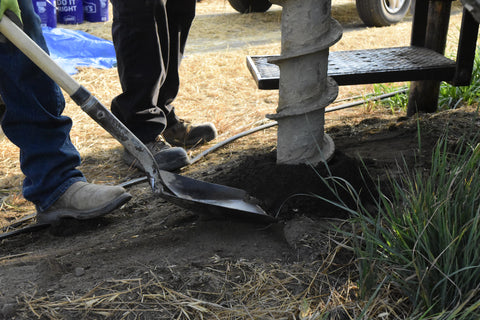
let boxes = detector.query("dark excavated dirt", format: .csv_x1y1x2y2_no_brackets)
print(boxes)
210,149,377,220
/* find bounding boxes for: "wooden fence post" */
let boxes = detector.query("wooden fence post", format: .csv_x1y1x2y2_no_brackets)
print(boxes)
407,0,453,116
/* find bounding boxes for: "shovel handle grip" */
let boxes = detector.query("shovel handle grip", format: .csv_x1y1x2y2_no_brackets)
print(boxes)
0,16,80,95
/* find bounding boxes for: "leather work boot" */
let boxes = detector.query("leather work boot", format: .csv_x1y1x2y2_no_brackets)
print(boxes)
163,119,217,148
123,136,190,172
38,181,132,224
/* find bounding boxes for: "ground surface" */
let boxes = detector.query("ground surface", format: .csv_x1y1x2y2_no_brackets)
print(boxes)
0,1,476,319
2,106,479,319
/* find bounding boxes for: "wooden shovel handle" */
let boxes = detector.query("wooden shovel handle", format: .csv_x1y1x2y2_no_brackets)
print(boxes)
0,15,81,95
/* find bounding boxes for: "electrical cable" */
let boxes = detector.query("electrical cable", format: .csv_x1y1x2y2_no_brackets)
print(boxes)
118,88,409,188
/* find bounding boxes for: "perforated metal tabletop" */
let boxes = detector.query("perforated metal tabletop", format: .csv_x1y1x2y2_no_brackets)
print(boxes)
247,46,457,90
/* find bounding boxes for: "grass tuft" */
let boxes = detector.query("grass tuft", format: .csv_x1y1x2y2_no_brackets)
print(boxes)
368,46,480,113
439,46,480,110
349,133,480,318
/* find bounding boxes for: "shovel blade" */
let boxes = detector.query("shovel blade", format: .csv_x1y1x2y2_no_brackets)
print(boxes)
158,170,275,222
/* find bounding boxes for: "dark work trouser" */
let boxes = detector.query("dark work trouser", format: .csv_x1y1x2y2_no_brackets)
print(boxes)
110,0,196,143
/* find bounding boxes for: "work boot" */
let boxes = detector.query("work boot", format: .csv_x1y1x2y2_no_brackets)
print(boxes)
163,119,217,148
38,181,132,224
123,136,190,172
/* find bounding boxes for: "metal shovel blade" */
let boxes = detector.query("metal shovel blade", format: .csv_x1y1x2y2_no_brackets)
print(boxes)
158,170,274,221
0,16,275,222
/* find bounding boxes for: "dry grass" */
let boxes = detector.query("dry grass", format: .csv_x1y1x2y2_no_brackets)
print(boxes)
20,222,366,319
23,261,353,318
16,219,413,319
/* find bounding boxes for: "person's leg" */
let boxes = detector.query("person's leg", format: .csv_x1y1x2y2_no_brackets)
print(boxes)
110,0,189,171
110,0,168,143
110,0,215,153
159,0,217,147
157,0,196,114
0,0,85,211
110,0,192,137
0,0,131,217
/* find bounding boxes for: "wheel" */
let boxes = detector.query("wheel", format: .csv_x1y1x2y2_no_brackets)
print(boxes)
228,0,272,13
356,0,412,27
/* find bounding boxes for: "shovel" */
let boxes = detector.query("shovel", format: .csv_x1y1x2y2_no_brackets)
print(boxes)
0,16,274,223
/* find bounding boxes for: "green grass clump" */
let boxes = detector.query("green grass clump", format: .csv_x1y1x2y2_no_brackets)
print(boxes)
368,46,480,113
350,135,480,318
371,83,409,112
439,47,480,110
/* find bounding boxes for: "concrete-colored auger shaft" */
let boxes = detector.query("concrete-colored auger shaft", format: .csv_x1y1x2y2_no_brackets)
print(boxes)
268,0,342,165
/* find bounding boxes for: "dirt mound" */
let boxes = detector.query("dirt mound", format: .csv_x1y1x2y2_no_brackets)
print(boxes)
210,149,377,220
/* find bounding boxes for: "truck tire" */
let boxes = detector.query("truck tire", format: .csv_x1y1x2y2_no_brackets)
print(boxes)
356,0,412,27
228,0,272,13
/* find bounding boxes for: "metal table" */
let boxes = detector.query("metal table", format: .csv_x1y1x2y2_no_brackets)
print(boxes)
247,1,479,113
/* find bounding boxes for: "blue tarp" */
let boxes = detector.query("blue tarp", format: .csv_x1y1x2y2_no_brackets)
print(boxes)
41,26,116,75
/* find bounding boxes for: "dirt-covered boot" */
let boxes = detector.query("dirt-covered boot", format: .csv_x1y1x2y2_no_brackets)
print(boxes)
38,181,132,224
163,119,217,148
123,136,190,172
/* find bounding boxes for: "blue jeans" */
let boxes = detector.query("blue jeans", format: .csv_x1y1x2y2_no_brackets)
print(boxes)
0,0,85,212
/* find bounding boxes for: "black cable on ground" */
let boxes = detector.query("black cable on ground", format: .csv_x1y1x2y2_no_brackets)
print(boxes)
118,88,408,188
